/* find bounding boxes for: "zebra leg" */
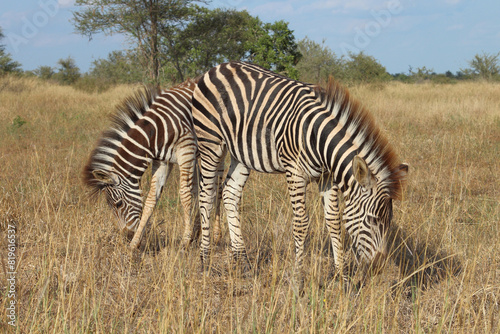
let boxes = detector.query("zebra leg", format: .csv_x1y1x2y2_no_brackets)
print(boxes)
223,160,251,270
198,144,226,271
177,145,199,248
130,160,171,249
320,182,346,283
285,170,310,289
211,159,225,245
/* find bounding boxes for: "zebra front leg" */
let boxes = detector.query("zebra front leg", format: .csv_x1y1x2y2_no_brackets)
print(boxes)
285,170,310,291
321,183,347,285
223,160,251,272
130,161,171,249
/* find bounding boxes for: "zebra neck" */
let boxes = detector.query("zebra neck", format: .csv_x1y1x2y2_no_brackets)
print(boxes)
110,131,154,181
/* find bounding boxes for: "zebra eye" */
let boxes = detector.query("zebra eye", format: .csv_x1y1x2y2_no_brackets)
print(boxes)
115,199,124,209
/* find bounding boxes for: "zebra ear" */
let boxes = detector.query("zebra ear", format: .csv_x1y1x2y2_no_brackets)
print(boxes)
353,156,376,189
92,170,117,185
398,163,409,178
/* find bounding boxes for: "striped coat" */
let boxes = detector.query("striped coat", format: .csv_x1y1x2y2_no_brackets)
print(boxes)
192,61,408,281
83,80,222,248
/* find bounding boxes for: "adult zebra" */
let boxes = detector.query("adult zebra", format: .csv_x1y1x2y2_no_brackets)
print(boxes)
192,61,408,282
83,80,222,248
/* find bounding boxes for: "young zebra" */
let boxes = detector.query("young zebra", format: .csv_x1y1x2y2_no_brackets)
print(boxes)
192,61,408,283
83,80,222,248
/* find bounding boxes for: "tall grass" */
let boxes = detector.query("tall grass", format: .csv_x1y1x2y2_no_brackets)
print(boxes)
0,76,498,333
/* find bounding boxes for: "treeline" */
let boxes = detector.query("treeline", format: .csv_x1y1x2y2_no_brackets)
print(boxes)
1,2,500,92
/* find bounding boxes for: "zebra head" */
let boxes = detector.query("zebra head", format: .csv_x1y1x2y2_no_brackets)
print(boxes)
343,156,408,273
89,169,143,239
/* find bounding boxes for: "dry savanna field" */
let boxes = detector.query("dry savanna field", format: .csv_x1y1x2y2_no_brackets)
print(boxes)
0,75,499,333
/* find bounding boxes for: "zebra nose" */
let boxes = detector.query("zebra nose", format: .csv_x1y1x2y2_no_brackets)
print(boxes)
121,225,136,241
123,228,136,241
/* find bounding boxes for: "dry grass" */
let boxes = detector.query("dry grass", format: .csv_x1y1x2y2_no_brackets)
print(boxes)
0,76,499,333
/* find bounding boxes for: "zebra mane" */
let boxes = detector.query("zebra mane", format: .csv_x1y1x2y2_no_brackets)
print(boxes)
82,85,161,197
313,77,406,200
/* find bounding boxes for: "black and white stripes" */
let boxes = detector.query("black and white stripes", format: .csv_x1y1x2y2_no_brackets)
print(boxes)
192,61,408,278
84,80,215,247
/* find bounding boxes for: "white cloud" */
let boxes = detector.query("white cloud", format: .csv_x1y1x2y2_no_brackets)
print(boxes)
252,1,297,17
58,0,75,8
314,0,395,11
0,11,30,29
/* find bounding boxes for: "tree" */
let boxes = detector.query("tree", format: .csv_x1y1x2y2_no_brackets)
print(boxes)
164,9,302,81
72,0,205,84
54,57,81,85
408,66,435,83
296,37,341,83
33,66,55,80
0,27,22,75
246,20,302,79
89,50,144,84
342,51,389,84
171,7,257,80
463,52,500,81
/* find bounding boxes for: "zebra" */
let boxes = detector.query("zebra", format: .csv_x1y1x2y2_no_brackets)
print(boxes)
83,80,222,248
192,61,408,283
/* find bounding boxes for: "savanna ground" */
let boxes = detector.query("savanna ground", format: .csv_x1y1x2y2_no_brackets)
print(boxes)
0,76,499,333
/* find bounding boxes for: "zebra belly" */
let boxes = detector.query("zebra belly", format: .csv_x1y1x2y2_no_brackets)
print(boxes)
222,127,286,174
225,143,286,174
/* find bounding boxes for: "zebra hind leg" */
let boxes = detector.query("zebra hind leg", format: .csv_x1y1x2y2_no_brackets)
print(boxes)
178,151,199,249
198,144,227,272
223,160,252,273
211,158,225,245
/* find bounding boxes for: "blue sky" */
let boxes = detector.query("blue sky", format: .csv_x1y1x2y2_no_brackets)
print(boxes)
1,0,499,75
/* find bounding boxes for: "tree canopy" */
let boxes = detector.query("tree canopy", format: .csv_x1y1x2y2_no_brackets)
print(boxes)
0,27,22,75
73,0,204,83
246,20,302,79
464,52,500,81
296,37,340,84
89,50,144,84
72,2,301,82
55,57,81,85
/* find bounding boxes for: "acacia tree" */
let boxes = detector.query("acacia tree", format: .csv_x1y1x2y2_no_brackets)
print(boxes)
465,52,500,81
74,2,301,83
72,0,204,84
296,37,341,83
55,57,81,85
33,66,55,80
